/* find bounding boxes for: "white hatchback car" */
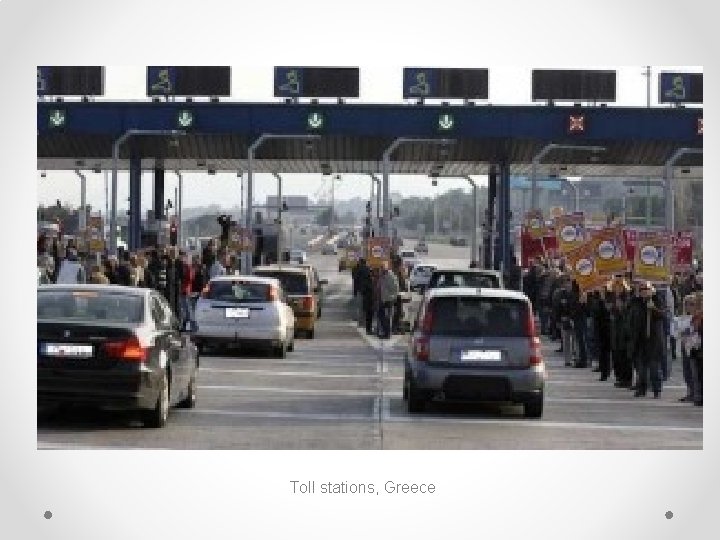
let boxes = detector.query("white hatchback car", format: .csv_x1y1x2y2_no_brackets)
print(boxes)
409,264,438,293
193,275,296,357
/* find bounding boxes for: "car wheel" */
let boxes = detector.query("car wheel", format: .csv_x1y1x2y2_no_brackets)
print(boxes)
523,393,544,418
287,336,295,352
144,370,169,428
273,342,287,358
178,370,197,409
317,306,322,319
406,380,426,413
306,328,315,339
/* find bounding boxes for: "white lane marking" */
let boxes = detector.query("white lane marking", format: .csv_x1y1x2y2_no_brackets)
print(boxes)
205,356,380,363
381,398,702,433
372,397,380,419
200,385,379,396
545,397,705,408
356,326,404,351
201,367,377,379
546,380,685,390
38,442,173,450
176,408,373,422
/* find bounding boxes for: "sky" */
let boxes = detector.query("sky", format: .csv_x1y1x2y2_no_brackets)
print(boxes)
37,65,701,214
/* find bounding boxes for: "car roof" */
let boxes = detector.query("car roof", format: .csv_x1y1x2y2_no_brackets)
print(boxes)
253,265,308,276
431,268,502,277
209,274,279,285
37,284,150,297
425,287,528,301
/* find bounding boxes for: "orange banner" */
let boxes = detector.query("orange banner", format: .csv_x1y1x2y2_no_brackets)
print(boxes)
593,226,627,275
565,239,607,293
634,231,672,283
555,214,586,254
367,237,391,269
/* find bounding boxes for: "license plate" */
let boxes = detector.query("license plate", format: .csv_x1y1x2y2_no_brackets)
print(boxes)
42,343,94,358
225,307,250,319
461,350,502,362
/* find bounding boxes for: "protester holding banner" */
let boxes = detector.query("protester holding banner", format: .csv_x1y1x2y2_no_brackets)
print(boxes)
633,282,665,399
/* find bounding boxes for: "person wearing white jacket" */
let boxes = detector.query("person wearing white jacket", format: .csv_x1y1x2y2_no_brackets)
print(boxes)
55,249,86,284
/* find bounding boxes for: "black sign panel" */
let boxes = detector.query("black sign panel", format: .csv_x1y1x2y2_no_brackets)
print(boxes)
659,72,702,104
274,67,359,98
532,70,616,102
37,66,104,96
146,66,231,96
403,68,488,99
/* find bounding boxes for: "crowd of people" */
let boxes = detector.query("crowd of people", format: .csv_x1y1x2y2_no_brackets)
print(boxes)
352,256,406,339
38,235,241,332
522,258,703,405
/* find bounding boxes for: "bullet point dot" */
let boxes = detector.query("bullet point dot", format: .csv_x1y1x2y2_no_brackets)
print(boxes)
44,511,53,520
665,511,673,520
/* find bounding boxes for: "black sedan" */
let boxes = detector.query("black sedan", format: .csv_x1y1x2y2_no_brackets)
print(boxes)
37,285,199,428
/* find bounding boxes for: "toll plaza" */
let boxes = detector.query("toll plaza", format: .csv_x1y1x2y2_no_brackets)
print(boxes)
37,66,702,273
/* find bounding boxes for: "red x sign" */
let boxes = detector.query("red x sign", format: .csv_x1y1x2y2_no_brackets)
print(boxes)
698,118,703,135
568,114,585,134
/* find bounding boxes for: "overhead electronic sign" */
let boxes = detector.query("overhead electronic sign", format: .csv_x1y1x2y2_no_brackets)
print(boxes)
146,66,231,96
659,72,702,104
274,67,359,98
403,68,488,99
532,69,616,102
37,66,105,96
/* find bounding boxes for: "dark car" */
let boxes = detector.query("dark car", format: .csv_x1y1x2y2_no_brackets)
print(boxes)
426,268,504,291
404,287,545,417
37,285,199,428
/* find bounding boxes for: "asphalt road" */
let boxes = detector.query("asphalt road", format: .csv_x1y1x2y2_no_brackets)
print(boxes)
38,242,702,450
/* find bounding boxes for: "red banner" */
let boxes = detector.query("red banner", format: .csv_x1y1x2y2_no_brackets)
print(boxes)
672,231,693,272
623,228,638,269
521,228,544,268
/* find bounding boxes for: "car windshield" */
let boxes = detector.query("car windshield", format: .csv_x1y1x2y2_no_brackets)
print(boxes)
206,280,270,303
37,290,145,323
253,272,309,295
426,296,529,337
429,272,500,289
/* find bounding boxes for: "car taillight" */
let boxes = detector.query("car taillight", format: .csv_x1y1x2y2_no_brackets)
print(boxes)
524,304,543,366
302,296,314,311
103,336,148,362
414,335,430,362
529,336,543,366
420,302,434,333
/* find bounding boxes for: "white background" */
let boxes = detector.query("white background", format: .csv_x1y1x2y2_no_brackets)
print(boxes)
0,0,715,538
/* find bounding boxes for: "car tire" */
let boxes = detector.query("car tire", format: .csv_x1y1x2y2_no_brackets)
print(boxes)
287,336,295,352
178,369,197,409
406,380,426,413
317,306,322,318
402,371,409,401
523,393,544,418
144,370,170,428
306,328,315,339
273,342,287,358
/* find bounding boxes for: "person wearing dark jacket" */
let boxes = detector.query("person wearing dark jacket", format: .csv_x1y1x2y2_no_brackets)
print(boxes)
595,290,613,380
355,259,374,333
611,293,633,388
634,282,665,398
624,285,645,390
116,251,133,286
570,281,589,368
504,256,522,291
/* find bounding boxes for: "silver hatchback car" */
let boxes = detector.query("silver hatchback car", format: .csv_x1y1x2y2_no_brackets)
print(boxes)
404,287,545,417
193,275,296,357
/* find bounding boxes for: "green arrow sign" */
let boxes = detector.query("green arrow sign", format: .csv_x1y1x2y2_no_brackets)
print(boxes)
177,109,194,129
48,109,66,129
307,111,325,130
438,113,455,131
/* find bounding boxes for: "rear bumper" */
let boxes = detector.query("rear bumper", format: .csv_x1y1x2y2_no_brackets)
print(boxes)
37,364,161,410
193,323,285,346
409,362,545,403
294,314,316,331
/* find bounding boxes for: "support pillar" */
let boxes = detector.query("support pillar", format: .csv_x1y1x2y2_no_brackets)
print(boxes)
153,167,165,221
128,157,142,252
485,166,497,269
499,160,512,271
